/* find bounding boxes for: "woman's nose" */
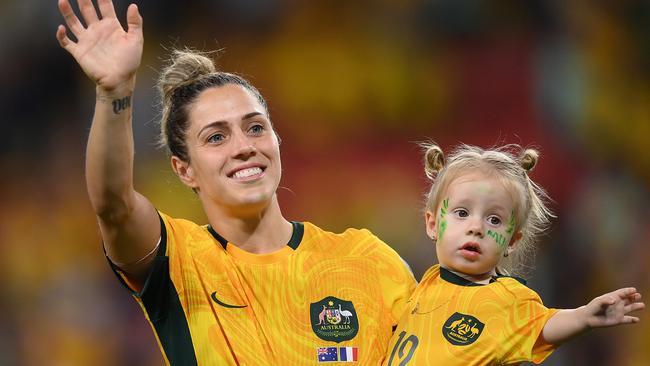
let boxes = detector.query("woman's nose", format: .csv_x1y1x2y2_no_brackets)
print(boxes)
231,131,256,159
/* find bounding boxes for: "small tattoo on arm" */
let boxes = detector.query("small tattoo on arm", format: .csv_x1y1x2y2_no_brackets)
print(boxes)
112,95,132,114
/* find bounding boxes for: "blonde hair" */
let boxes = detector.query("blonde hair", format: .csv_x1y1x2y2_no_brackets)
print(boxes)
422,142,554,277
156,48,269,162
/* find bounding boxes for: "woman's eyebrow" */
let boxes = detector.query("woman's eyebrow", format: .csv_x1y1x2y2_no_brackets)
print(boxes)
197,121,228,138
242,111,263,120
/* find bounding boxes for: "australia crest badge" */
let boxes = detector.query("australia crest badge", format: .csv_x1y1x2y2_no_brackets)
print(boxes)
310,296,359,342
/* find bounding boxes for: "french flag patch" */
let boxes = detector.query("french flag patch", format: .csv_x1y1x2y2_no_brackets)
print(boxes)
339,347,358,362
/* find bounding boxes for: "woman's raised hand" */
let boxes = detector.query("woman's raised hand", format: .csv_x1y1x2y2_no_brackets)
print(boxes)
56,0,143,91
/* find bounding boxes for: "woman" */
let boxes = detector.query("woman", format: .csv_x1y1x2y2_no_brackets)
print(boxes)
56,0,416,364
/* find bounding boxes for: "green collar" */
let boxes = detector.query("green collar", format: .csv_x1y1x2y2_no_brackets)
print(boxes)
440,266,526,286
207,221,304,250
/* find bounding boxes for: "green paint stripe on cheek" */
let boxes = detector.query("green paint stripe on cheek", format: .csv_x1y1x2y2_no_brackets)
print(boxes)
487,230,508,250
505,210,516,235
437,198,449,242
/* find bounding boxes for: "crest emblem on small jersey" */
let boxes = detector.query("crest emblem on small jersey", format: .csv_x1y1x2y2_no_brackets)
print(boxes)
442,312,485,346
310,296,359,342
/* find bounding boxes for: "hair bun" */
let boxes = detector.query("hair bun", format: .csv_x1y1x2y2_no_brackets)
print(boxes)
158,49,217,103
519,149,539,171
422,143,445,180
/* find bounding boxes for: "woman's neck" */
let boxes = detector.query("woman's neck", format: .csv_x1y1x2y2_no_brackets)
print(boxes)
204,196,293,254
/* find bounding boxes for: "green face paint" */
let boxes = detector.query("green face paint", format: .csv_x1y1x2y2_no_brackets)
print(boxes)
437,198,449,242
487,230,508,250
505,210,515,235
488,212,515,251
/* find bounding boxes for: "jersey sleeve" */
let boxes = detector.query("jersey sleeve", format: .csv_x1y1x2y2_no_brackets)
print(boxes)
374,239,417,326
104,211,168,294
500,284,560,364
105,210,178,322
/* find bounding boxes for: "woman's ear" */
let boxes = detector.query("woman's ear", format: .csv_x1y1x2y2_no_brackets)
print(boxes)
171,155,198,189
425,210,438,240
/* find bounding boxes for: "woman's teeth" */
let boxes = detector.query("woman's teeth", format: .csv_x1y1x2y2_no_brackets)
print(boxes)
233,167,262,179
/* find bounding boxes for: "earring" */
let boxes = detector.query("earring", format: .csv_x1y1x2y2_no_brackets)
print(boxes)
431,235,437,241
503,251,509,258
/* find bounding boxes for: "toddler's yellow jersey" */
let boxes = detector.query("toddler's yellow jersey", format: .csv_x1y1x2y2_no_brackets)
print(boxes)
110,212,416,365
384,265,559,366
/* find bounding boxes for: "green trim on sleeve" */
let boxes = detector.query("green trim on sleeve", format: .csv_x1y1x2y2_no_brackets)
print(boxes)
106,213,198,366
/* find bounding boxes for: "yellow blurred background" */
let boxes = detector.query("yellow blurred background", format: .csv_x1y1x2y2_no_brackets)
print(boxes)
0,0,648,365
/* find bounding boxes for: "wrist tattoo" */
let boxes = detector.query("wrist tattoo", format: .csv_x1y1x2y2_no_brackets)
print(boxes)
112,95,132,114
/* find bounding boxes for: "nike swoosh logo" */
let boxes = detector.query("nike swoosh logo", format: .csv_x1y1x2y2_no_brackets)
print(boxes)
211,291,247,308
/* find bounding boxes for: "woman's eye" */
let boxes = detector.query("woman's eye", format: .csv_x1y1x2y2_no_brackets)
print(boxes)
249,124,264,135
454,209,469,218
487,216,502,225
207,133,225,143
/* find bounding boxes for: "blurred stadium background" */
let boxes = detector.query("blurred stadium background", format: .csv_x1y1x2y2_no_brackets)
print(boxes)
0,0,648,365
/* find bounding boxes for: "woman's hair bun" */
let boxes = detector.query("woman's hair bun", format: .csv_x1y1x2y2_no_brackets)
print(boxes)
158,48,217,102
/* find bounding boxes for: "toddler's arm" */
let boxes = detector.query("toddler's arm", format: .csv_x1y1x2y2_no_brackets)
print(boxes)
542,287,644,344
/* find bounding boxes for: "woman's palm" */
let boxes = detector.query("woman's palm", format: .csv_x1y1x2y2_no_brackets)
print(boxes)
56,0,143,89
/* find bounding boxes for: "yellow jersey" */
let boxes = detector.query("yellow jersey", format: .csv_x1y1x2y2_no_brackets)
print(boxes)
110,211,416,365
384,265,559,366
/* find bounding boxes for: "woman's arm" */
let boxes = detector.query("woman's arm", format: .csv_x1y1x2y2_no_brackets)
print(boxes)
542,287,645,345
56,0,160,282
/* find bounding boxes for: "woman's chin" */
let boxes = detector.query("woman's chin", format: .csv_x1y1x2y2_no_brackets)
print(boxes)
228,191,276,214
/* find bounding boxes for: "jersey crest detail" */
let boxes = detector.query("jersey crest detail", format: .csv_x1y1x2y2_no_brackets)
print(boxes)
310,296,359,342
442,312,484,346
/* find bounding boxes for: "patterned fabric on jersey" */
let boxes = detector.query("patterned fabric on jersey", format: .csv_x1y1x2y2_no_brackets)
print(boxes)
384,265,559,366
109,211,416,365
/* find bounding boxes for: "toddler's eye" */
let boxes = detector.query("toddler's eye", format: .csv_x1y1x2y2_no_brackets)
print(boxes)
454,209,469,218
487,216,501,225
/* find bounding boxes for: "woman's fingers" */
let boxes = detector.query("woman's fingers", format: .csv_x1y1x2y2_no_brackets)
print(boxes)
97,0,117,19
126,4,143,38
55,24,75,51
58,0,84,37
77,0,100,25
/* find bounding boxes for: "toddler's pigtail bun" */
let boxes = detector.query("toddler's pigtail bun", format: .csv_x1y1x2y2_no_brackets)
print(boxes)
519,149,539,172
422,142,445,180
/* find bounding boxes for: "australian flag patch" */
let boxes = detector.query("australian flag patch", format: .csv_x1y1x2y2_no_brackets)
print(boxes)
317,347,358,362
318,347,338,362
